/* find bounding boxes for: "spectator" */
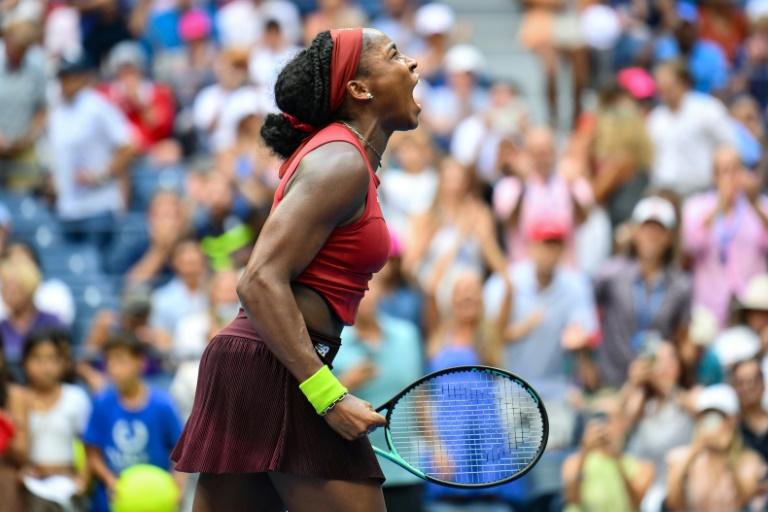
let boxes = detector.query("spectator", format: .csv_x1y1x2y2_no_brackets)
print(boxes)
249,17,302,111
0,259,62,376
49,53,136,252
425,270,517,507
99,41,176,154
648,60,736,197
562,395,655,512
371,0,419,51
150,239,209,337
192,48,265,152
621,343,695,512
335,276,425,512
379,129,438,242
81,287,172,384
20,330,90,511
584,86,654,227
698,0,749,64
75,0,132,66
484,216,599,509
215,110,280,216
302,0,367,45
404,157,507,299
732,358,768,462
0,336,28,512
666,384,766,512
450,81,529,185
518,0,590,125
654,3,730,95
83,334,184,512
595,196,692,387
493,127,593,266
375,236,425,332
4,242,76,328
194,172,256,271
118,190,191,286
169,269,241,417
0,21,46,191
485,216,599,397
682,146,768,326
422,44,488,147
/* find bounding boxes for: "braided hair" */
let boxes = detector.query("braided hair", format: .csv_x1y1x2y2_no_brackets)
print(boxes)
261,30,370,158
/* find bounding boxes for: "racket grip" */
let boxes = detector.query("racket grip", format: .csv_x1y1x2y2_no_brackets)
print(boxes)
299,365,348,415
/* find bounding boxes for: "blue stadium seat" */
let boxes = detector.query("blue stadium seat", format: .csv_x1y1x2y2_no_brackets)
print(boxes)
39,243,104,278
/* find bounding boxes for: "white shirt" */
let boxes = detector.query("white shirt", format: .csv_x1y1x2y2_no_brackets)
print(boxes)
379,167,438,241
150,278,209,334
48,88,131,219
647,92,737,196
29,384,91,466
193,84,267,151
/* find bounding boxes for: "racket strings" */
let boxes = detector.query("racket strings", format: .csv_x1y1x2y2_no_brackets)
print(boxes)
387,370,545,485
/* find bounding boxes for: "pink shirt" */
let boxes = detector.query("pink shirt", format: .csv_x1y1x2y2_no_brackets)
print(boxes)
492,173,594,264
682,192,768,326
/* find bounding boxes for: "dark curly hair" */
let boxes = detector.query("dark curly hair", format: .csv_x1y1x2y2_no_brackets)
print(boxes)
261,31,368,158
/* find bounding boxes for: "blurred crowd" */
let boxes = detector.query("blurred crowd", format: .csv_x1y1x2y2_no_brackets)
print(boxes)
0,0,768,511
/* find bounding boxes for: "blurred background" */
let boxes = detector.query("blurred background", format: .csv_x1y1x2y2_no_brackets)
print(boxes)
1,0,768,511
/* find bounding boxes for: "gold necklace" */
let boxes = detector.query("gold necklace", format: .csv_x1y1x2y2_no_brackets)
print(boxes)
340,121,383,167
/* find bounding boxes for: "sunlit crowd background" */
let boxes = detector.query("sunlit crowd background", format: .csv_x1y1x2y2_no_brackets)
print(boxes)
0,0,768,510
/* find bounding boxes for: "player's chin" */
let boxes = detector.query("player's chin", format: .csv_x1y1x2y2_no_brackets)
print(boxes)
394,109,421,132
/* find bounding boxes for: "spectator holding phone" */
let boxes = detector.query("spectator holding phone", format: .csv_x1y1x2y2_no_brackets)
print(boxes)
666,384,766,512
621,342,695,512
562,395,655,512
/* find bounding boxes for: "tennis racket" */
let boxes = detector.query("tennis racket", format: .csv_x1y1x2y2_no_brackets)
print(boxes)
371,365,548,488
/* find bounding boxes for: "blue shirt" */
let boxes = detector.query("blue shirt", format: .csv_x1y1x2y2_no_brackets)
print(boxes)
83,386,182,512
655,37,729,93
335,315,423,486
484,261,598,400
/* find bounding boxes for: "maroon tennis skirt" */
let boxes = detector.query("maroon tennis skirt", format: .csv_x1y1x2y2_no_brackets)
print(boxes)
171,313,384,482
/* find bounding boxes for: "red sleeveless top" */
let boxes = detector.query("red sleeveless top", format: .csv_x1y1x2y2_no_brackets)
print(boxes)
272,123,390,325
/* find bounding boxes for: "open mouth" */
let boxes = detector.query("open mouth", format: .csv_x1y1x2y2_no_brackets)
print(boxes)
412,74,422,111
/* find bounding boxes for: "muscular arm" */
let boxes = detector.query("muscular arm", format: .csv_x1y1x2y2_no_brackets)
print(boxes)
236,142,369,383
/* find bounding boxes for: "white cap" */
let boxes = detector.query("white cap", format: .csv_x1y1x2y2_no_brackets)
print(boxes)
414,3,455,36
632,196,677,229
712,326,761,367
696,384,740,416
580,5,621,50
739,274,768,312
106,41,146,76
444,44,486,75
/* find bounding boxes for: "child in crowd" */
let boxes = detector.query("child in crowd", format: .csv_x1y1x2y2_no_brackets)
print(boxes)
21,329,91,511
83,334,184,512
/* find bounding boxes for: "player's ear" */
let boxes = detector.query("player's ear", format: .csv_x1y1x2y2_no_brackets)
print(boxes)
347,80,374,102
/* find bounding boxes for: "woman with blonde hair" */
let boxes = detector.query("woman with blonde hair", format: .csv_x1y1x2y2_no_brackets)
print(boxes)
0,260,63,378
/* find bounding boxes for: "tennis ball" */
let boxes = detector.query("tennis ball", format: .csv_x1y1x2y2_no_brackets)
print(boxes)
112,464,179,512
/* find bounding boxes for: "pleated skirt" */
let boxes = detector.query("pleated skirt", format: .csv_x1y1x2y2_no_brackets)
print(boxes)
171,315,384,482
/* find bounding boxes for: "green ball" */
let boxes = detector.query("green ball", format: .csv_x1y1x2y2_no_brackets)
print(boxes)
112,464,179,512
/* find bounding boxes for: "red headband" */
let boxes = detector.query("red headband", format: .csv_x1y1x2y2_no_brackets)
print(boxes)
329,28,363,112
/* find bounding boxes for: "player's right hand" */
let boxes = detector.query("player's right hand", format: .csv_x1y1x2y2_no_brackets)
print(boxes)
324,394,387,441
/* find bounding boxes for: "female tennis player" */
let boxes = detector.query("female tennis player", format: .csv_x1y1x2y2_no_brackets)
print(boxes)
172,28,420,511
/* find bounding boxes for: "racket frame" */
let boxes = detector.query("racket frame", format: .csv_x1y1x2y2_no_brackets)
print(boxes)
372,365,549,489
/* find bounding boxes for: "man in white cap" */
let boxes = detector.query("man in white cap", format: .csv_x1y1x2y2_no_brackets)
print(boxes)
666,384,765,512
594,195,692,387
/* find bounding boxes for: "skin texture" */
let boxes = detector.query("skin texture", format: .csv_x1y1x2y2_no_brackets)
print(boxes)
194,29,420,512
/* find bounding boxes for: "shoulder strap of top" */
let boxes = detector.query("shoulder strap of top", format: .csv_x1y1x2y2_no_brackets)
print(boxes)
273,123,376,206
